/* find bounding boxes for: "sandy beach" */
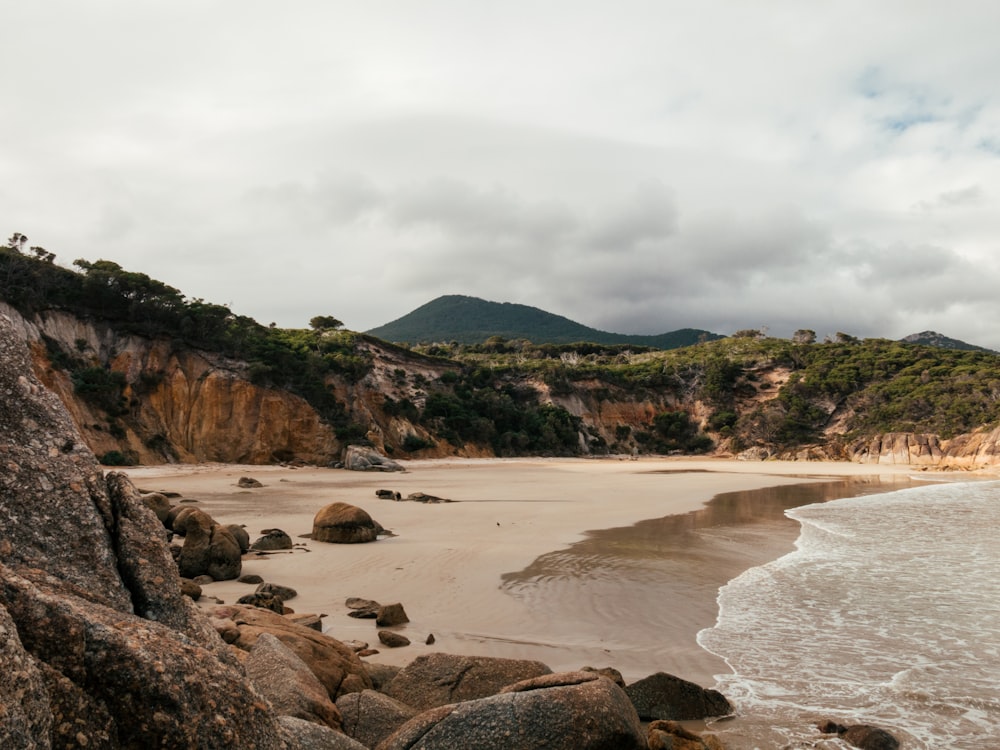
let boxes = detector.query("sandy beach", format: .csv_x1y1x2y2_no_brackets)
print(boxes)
124,457,925,688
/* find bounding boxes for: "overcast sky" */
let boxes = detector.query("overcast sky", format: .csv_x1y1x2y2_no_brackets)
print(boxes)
4,2,1000,347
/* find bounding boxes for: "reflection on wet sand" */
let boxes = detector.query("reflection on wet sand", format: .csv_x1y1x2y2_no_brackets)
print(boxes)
499,473,923,684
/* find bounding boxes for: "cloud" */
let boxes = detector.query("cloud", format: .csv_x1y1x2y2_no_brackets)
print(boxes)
4,2,1000,349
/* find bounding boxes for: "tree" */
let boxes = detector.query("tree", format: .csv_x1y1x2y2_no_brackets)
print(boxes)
792,329,816,345
309,315,343,331
6,232,28,252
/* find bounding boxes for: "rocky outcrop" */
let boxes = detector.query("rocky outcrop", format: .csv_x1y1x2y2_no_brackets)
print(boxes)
209,604,374,699
383,653,553,712
337,690,418,749
378,671,647,750
313,502,385,543
0,312,289,747
624,671,733,721
818,720,900,750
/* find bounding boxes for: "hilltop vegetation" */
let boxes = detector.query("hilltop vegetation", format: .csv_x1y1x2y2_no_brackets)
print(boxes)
366,294,722,348
3,239,1000,464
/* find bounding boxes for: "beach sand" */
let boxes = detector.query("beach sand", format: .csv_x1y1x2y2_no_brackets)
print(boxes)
124,457,922,687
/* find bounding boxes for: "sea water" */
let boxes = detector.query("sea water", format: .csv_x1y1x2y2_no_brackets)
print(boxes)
697,480,1000,749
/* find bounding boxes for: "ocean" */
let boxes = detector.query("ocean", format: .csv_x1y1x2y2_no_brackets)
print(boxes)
698,480,1000,749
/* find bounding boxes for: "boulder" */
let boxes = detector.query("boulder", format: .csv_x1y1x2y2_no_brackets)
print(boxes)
376,602,409,626
226,523,251,553
211,604,373,699
175,509,242,581
251,529,294,551
257,581,298,601
624,671,732,720
648,719,726,750
383,653,553,712
378,631,411,648
278,716,369,749
336,690,417,748
343,445,404,472
405,492,451,503
376,489,402,500
180,578,202,600
580,665,626,688
378,671,646,750
819,721,900,750
141,491,173,523
313,502,384,544
245,633,343,730
346,596,381,618
238,476,264,488
240,573,266,585
237,591,287,614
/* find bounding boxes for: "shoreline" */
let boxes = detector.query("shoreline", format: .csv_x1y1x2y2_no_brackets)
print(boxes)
124,457,939,686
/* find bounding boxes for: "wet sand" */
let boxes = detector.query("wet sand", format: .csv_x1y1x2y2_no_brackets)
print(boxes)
124,457,923,686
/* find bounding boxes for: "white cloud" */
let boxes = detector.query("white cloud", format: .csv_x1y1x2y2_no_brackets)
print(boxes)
3,1,1000,348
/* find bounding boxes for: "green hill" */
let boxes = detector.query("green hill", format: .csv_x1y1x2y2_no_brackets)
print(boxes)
365,295,722,348
899,331,995,353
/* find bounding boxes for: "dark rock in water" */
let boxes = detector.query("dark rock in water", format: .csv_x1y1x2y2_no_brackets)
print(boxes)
376,602,409,627
313,502,384,544
379,671,646,750
819,721,900,750
0,313,288,748
238,476,264,488
252,529,294,551
376,489,402,500
336,689,417,749
384,653,553,711
245,633,343,731
378,630,411,648
842,725,900,750
625,671,732,721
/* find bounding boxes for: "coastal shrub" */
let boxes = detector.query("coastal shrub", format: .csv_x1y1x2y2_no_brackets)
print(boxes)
402,434,435,452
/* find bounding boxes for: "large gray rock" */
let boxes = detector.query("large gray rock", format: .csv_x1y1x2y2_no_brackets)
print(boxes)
175,507,242,581
343,445,404,472
378,671,646,750
336,690,417,749
624,671,732,721
383,653,553,712
0,604,52,750
278,716,369,749
246,633,343,731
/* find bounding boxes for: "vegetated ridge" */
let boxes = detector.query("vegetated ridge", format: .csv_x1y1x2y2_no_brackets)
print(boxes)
3,239,1000,468
365,294,723,348
900,330,996,353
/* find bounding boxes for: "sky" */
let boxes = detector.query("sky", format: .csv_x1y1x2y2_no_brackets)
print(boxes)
4,2,1000,348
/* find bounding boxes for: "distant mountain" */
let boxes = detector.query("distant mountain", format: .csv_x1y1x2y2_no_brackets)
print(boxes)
899,331,995,353
365,295,723,348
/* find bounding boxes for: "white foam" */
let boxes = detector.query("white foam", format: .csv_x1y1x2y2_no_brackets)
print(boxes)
699,480,1000,749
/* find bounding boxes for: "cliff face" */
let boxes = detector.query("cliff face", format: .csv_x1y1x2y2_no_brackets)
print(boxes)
4,304,339,465
6,303,1000,469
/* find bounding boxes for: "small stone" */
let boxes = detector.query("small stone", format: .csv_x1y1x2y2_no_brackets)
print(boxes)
377,631,410,648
